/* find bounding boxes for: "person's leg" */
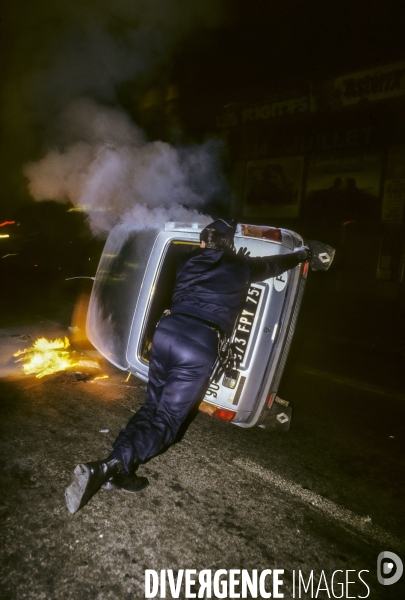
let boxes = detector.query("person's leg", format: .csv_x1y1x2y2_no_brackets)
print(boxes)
111,314,218,470
65,322,171,513
109,346,168,473
65,315,217,513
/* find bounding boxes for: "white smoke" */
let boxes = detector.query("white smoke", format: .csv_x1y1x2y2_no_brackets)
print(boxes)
24,99,225,235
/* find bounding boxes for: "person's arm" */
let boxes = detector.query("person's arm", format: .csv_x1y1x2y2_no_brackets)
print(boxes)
247,247,311,282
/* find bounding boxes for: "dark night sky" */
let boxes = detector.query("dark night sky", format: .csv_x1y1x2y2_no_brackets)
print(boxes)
1,0,405,216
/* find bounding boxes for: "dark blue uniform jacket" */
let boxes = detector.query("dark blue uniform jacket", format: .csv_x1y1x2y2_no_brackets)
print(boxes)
171,248,302,336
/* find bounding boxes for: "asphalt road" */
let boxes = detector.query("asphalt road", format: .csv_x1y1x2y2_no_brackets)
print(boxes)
0,320,404,600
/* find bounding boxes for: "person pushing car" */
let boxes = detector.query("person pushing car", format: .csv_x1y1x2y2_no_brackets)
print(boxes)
65,219,311,514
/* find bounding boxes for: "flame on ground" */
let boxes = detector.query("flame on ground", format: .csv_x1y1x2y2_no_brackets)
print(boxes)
14,337,79,378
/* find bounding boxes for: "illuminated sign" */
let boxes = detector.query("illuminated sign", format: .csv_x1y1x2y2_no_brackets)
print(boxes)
311,61,405,111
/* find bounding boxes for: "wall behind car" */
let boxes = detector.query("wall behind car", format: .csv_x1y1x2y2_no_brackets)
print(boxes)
216,61,405,354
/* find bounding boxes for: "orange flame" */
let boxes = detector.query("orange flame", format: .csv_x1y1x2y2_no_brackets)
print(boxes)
14,337,79,378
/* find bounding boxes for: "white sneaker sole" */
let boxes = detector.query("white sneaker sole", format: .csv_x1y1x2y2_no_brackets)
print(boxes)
65,464,90,514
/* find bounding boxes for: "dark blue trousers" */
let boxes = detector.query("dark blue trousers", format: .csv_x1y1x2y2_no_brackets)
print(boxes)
111,313,218,473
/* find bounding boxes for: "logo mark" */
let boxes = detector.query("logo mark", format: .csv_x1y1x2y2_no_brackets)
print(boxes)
377,551,403,585
319,252,331,264
274,273,288,292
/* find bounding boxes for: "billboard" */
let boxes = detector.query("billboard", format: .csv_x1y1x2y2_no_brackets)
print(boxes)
310,61,405,111
303,151,383,220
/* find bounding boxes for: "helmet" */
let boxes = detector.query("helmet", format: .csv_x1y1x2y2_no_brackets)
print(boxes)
200,218,237,250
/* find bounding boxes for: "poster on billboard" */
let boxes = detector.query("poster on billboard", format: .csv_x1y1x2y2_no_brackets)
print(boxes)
382,146,405,224
243,156,304,218
303,151,382,220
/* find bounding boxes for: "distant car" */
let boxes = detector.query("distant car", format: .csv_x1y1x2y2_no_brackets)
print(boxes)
86,222,334,430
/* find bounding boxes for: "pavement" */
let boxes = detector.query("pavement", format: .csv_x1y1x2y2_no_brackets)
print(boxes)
293,337,405,401
1,318,405,600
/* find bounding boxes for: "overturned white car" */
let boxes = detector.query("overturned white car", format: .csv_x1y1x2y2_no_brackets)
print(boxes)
86,222,334,430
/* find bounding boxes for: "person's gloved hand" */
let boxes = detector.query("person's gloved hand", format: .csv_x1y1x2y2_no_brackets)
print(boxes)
295,246,312,262
236,246,250,257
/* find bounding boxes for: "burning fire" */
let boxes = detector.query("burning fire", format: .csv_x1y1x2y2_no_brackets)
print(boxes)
14,337,79,378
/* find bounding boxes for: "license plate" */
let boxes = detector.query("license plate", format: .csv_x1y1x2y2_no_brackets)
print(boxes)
232,285,262,364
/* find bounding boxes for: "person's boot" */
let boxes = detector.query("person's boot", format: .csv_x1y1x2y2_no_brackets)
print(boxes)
102,472,149,493
65,457,123,514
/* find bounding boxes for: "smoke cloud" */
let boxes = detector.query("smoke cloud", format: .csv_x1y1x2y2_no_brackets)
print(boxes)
24,98,225,235
4,0,230,233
